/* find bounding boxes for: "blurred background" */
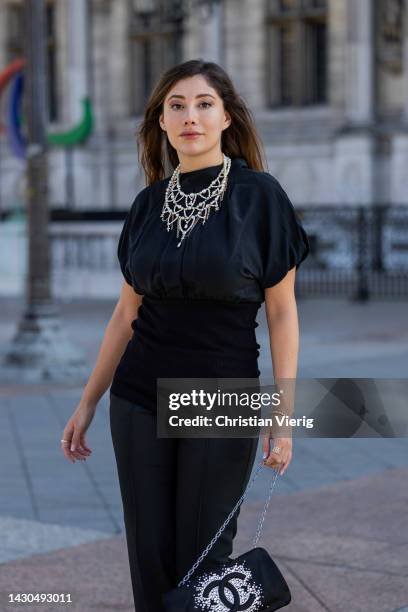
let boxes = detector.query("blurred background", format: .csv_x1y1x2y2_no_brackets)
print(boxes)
0,1,407,611
0,0,407,299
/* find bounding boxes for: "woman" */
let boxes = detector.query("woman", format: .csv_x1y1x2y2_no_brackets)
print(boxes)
60,59,309,612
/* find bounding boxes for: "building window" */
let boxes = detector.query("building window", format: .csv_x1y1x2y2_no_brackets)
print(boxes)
6,1,58,122
129,0,184,116
266,0,328,108
375,0,404,75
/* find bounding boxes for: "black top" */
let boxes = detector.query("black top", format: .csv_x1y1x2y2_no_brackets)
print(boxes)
110,157,310,408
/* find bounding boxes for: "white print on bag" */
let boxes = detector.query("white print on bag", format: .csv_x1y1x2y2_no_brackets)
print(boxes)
193,562,264,611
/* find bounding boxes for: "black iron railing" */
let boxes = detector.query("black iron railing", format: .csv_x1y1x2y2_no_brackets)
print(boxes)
6,204,401,300
295,205,408,300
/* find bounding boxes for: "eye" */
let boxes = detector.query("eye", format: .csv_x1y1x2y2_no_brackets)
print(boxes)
169,101,213,110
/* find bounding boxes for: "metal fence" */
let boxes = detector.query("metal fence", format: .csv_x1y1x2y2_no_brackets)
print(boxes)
295,205,408,300
43,205,408,300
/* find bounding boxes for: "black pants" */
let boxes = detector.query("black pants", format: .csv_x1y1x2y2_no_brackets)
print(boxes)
109,391,259,612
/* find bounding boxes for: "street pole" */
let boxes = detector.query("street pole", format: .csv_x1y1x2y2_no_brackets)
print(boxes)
0,0,88,383
26,0,50,307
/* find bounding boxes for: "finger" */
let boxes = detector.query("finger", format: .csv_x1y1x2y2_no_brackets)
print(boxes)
261,434,270,461
265,448,284,468
76,443,91,456
276,454,286,473
61,437,73,455
278,450,290,469
265,454,281,468
61,441,78,463
71,449,87,460
280,460,288,475
69,445,86,459
70,433,88,459
70,432,86,455
279,452,292,475
61,437,86,462
266,462,281,471
61,445,76,464
79,435,92,453
61,424,76,461
61,426,73,450
271,440,291,463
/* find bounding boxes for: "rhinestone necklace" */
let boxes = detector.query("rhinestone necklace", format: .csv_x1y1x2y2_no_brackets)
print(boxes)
161,153,232,247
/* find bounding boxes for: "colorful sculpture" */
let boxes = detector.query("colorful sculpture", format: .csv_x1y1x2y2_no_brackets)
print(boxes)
0,58,93,159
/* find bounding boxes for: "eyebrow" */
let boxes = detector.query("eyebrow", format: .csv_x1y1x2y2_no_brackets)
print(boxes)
167,93,216,102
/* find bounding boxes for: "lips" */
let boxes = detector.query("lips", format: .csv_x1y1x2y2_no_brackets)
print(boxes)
180,132,202,136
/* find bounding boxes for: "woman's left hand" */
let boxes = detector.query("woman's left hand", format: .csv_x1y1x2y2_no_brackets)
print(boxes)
262,434,292,475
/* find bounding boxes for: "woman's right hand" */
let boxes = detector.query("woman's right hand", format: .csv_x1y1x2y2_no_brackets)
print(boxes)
60,401,96,463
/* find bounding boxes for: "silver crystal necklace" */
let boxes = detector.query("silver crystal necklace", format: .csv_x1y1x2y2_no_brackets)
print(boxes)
161,153,232,247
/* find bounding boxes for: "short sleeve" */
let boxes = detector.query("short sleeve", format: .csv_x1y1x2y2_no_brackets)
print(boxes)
259,175,310,289
117,187,149,286
117,210,133,285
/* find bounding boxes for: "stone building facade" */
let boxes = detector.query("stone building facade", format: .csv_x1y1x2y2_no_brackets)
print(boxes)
0,0,407,213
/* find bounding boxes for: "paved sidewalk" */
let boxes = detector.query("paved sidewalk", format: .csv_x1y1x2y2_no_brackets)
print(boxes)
0,297,407,611
0,465,406,612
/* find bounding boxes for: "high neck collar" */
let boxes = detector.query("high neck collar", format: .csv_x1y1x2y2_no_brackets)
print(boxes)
177,156,248,181
179,161,224,178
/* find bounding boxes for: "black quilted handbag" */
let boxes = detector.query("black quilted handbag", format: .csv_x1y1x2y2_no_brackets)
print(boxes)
162,463,292,612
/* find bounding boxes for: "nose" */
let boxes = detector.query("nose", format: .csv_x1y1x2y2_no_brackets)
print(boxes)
183,104,198,124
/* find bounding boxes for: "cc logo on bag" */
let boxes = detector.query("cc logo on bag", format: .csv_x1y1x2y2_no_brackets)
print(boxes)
201,570,257,611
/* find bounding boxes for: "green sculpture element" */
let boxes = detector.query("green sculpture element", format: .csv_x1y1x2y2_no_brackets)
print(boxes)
47,96,93,146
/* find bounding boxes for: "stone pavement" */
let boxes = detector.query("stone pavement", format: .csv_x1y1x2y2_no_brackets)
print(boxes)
0,297,407,612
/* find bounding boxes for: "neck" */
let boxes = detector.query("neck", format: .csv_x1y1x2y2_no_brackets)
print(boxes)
178,151,224,173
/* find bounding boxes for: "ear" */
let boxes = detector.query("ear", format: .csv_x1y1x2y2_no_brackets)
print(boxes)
223,110,231,130
159,113,166,131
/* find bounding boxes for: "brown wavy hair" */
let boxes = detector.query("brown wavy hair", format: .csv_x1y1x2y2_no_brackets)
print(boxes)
137,58,267,186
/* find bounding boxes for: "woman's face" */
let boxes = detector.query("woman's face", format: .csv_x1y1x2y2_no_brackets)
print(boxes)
159,74,231,165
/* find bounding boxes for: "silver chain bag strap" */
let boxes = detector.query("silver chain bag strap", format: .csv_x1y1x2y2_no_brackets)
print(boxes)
162,462,292,612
